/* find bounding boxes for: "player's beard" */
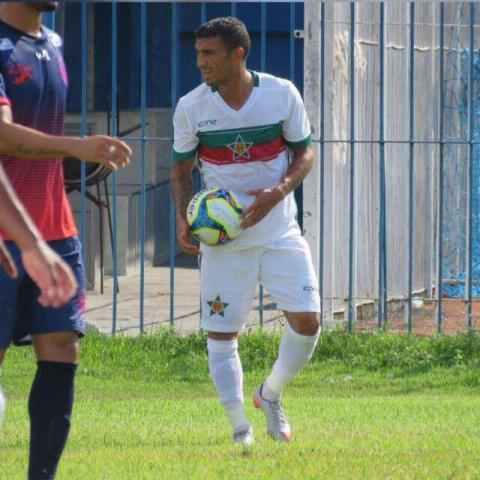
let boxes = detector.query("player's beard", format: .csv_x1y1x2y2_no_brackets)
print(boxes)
30,2,58,13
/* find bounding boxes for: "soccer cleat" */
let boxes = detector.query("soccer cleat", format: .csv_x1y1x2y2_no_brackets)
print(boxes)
233,426,255,446
254,386,292,442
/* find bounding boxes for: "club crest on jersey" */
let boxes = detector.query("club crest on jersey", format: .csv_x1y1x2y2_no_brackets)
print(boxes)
227,134,253,161
8,63,33,85
207,295,229,317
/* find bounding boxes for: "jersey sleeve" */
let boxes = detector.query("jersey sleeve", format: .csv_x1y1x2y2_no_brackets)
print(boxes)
172,99,198,162
282,81,311,150
0,73,11,107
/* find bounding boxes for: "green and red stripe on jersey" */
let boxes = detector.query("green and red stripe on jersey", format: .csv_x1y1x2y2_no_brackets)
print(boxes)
173,122,311,165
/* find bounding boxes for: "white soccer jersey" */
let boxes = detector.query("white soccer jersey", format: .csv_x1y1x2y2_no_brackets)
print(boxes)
173,71,312,246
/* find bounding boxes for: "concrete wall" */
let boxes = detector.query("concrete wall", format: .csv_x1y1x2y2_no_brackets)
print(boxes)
64,108,176,291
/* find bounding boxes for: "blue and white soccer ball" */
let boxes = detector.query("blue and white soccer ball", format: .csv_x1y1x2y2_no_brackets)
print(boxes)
186,188,244,245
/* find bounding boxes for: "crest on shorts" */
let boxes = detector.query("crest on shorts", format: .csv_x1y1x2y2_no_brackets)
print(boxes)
227,134,253,161
207,295,229,316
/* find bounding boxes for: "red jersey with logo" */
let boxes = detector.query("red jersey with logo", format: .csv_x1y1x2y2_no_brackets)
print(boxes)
0,20,77,241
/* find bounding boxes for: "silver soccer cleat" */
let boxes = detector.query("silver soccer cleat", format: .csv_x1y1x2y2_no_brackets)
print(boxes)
233,426,255,446
253,385,292,442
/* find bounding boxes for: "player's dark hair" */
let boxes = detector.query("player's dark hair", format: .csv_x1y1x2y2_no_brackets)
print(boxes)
196,17,251,61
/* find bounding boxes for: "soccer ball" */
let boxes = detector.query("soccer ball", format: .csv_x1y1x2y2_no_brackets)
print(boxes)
186,188,243,245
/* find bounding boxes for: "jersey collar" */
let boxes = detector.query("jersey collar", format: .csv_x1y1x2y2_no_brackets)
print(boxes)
210,69,259,92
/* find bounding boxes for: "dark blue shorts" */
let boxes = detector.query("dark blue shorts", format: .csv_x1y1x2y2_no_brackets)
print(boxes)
0,236,86,348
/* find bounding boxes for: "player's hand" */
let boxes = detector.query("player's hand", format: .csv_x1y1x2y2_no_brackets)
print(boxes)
70,135,132,171
240,187,284,229
176,217,202,256
21,240,78,308
0,240,17,278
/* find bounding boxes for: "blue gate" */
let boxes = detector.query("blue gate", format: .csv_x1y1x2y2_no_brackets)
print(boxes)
52,2,479,335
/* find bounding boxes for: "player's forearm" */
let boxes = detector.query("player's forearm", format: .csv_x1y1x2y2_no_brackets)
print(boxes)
0,165,41,250
0,121,83,159
275,145,314,198
170,164,194,220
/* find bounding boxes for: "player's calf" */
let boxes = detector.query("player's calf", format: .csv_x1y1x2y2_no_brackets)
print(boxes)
28,361,77,480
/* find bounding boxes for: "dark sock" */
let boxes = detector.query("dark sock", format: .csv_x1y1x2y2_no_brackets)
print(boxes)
28,361,77,480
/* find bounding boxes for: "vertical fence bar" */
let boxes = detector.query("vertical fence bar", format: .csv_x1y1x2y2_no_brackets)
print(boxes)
436,2,445,333
111,0,119,335
139,2,147,332
258,2,267,328
261,3,267,72
200,2,207,86
407,2,415,333
378,2,387,329
80,1,88,262
43,11,55,30
169,2,179,327
319,2,325,330
289,2,295,82
230,2,237,17
466,3,474,330
347,2,356,330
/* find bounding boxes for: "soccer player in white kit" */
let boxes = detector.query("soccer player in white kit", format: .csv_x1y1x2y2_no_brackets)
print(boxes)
171,17,320,445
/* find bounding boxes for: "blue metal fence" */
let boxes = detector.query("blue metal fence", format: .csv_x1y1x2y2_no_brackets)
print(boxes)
55,2,479,335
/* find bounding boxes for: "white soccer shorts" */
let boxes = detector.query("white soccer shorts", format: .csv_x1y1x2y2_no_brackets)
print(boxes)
200,234,320,333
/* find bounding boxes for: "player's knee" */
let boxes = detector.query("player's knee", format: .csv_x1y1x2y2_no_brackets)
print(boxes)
52,341,79,363
287,312,320,336
35,336,79,363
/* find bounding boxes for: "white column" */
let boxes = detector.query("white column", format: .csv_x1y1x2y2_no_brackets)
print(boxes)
302,2,321,276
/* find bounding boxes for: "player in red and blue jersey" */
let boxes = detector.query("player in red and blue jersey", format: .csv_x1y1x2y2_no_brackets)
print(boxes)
0,3,131,479
0,161,78,432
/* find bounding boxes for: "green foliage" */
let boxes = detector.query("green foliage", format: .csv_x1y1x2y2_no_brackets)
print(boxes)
313,329,480,370
76,329,480,381
79,329,209,382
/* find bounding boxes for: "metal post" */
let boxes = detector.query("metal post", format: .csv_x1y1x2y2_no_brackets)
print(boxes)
407,2,415,333
169,2,179,327
139,2,147,332
378,2,387,330
259,2,267,328
319,2,325,331
465,3,474,330
111,0,119,335
435,3,445,333
80,0,88,265
347,2,357,330
289,2,296,83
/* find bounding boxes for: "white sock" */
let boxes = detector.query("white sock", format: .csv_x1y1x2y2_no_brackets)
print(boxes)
263,325,320,401
207,338,250,433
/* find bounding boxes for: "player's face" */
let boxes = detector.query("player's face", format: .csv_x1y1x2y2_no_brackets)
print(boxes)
195,36,239,87
29,2,58,12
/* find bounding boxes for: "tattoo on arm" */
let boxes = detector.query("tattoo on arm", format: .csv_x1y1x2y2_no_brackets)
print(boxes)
280,147,314,196
10,144,69,158
171,166,194,219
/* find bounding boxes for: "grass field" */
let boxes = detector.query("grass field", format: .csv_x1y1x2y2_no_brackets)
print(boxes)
1,330,479,479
